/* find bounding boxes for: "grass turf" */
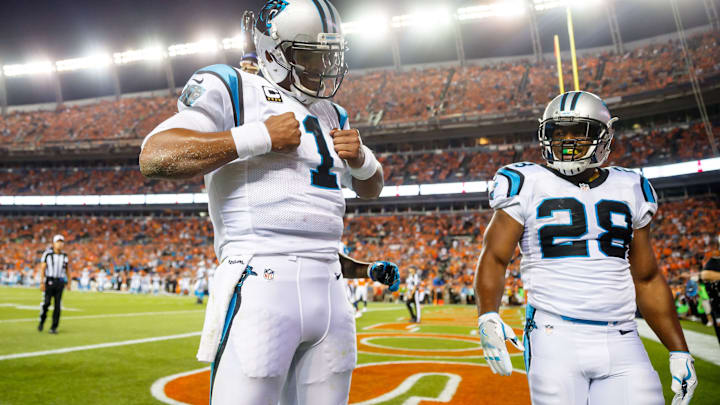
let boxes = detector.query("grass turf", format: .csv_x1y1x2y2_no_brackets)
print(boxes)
1,287,718,404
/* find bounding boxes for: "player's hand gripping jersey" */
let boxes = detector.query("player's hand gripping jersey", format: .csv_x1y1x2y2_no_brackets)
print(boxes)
147,64,354,261
490,162,658,321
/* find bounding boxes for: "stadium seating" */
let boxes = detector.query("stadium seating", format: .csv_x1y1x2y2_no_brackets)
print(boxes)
0,119,715,195
1,31,718,147
1,197,716,298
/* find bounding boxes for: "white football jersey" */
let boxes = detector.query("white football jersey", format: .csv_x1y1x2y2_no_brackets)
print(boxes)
490,162,658,321
146,64,354,262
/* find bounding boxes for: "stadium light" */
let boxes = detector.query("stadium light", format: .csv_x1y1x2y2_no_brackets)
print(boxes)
56,54,112,72
392,7,451,28
532,0,602,12
342,13,389,37
2,61,54,77
457,1,526,21
168,38,219,57
222,36,245,50
113,47,165,64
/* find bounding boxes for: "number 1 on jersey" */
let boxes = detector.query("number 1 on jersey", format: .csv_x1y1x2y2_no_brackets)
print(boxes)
304,115,340,190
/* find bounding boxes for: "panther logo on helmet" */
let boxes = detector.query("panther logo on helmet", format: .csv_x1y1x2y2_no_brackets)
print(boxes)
255,0,289,35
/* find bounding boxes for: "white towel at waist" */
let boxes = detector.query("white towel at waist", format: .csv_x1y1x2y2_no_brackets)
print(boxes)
196,254,253,363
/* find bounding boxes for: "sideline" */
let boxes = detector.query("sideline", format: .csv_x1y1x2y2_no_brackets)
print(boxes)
636,319,720,366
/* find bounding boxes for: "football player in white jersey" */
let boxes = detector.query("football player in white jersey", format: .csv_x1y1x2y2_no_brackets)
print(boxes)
139,1,397,404
474,91,697,405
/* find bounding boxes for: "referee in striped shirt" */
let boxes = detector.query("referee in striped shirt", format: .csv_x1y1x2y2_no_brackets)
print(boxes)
38,234,70,334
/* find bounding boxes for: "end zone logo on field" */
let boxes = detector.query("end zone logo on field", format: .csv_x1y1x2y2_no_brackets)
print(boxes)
151,361,530,404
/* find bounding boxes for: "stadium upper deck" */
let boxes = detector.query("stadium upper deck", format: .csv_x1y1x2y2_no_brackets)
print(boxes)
1,30,718,155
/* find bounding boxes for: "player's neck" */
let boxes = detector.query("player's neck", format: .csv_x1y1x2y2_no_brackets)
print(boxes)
567,168,600,184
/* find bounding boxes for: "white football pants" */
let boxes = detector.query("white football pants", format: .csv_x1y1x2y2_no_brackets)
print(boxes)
210,255,357,405
523,305,664,405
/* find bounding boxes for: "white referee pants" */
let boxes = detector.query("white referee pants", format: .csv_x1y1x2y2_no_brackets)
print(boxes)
210,255,357,405
523,305,664,405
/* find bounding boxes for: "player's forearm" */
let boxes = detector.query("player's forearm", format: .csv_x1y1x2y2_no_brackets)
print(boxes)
139,128,237,180
352,169,384,199
339,253,371,279
475,254,508,315
636,273,689,352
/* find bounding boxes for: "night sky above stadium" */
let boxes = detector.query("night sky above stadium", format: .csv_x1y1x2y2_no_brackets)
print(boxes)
0,0,453,62
0,0,711,64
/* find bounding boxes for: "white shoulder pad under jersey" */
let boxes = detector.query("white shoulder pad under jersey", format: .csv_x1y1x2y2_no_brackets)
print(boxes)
489,162,545,225
177,64,247,131
606,167,658,229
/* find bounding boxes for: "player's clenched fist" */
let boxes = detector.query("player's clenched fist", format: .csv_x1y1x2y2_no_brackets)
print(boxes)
264,112,301,152
331,128,364,167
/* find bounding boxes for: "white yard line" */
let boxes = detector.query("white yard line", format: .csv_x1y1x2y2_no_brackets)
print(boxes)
0,309,203,323
0,331,201,361
351,372,461,405
636,319,720,366
364,307,404,312
0,303,80,311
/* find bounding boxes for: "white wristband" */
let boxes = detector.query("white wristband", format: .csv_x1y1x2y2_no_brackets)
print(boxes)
350,145,380,180
230,122,272,159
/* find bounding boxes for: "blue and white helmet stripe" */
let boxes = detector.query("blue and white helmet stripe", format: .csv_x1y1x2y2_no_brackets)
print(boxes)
311,0,340,33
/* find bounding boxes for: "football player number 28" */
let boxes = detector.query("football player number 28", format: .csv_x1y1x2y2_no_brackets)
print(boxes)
304,116,340,190
537,198,633,259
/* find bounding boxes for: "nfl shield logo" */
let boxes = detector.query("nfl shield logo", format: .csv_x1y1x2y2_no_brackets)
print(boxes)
579,183,590,192
263,268,275,281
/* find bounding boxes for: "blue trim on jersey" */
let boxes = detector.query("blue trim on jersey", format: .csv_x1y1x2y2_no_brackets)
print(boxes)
498,168,521,197
195,64,242,127
641,176,656,203
595,199,632,257
536,197,590,259
332,103,349,129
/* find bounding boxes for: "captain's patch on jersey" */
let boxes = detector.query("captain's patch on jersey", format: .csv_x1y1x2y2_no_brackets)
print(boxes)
263,86,283,103
179,84,205,107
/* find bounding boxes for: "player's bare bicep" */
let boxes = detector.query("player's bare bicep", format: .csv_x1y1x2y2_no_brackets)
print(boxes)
482,210,524,265
629,224,659,283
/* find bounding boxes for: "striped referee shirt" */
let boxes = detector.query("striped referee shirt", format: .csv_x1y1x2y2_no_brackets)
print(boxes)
41,248,68,279
406,273,420,290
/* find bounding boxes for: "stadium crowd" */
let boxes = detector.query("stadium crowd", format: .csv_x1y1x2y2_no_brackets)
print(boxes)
0,119,715,196
1,197,717,311
0,31,718,147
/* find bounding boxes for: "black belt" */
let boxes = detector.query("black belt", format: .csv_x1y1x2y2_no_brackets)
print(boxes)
46,277,65,282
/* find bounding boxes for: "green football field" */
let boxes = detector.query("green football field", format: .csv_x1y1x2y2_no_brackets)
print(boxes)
1,287,718,404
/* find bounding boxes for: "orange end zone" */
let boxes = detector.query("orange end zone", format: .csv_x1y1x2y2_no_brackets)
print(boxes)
350,362,530,404
160,362,530,405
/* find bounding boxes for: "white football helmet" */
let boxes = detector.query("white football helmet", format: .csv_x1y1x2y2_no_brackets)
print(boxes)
538,91,619,176
254,0,348,105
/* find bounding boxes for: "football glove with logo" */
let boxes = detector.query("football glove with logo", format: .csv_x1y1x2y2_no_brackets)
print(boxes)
478,312,524,376
670,351,697,405
367,261,400,292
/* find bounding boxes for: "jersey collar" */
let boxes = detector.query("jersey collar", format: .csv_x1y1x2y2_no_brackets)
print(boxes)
542,166,609,189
